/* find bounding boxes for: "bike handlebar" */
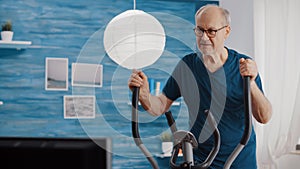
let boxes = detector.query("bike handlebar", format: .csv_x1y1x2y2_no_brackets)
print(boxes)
132,87,159,169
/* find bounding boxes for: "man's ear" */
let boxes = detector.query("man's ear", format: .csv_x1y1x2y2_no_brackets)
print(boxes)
224,26,231,39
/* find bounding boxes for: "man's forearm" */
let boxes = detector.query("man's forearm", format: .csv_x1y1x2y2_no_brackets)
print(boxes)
250,81,272,124
140,94,170,116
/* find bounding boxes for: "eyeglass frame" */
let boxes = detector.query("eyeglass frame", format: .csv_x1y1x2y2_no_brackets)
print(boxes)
193,25,228,38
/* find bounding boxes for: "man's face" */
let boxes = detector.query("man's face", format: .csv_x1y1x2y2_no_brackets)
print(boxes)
195,7,229,56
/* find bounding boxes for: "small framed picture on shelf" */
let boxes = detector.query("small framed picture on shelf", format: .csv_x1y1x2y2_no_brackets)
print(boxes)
63,95,96,119
72,63,103,88
45,57,68,91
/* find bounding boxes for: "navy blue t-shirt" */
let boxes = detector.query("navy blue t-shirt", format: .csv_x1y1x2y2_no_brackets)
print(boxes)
163,48,262,169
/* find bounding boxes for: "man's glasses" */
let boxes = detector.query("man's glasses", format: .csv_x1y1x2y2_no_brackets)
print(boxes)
193,25,228,38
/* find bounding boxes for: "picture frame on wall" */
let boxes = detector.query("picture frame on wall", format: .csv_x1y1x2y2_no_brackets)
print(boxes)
63,95,96,119
45,57,68,91
72,63,103,88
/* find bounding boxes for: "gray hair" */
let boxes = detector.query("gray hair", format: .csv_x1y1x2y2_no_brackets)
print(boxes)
195,4,231,25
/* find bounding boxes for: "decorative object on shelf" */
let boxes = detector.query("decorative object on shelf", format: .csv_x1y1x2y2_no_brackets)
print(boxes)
160,131,173,156
1,20,13,41
148,78,165,96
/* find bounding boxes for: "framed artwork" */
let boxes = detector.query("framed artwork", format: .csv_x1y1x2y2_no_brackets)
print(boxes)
72,63,103,87
45,57,68,91
63,95,96,119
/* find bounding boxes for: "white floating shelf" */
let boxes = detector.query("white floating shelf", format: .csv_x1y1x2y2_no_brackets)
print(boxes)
128,101,180,106
0,40,32,50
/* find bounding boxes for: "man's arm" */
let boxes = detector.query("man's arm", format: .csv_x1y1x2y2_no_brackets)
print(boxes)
250,81,272,123
240,58,272,124
141,93,173,116
128,69,173,116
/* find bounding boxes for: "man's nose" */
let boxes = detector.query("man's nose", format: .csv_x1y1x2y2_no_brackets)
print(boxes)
201,31,210,40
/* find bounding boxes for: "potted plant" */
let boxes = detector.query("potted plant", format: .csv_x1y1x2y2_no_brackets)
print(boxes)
1,20,13,41
160,131,173,155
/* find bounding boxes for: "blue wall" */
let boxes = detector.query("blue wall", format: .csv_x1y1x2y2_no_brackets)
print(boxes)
0,0,217,168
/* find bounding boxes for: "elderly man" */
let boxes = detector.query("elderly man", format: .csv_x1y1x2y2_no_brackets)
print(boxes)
128,4,272,168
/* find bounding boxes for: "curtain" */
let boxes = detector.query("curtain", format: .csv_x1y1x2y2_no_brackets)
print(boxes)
253,0,300,168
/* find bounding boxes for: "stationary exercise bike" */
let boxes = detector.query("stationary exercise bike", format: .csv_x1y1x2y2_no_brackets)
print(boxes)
131,76,252,169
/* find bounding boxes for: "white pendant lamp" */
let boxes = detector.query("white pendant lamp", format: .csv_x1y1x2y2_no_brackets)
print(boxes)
103,8,166,69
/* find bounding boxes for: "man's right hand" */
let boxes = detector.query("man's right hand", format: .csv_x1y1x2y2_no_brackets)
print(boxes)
128,69,151,110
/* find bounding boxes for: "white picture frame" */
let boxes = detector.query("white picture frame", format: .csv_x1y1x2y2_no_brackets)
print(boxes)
63,95,96,119
72,63,103,87
45,57,68,91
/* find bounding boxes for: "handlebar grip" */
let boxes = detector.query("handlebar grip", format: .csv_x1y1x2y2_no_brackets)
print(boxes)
224,76,253,169
131,87,159,169
240,76,252,145
132,87,141,144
